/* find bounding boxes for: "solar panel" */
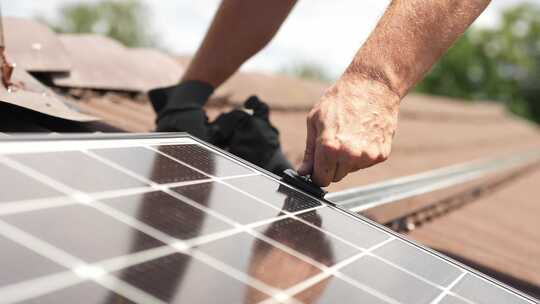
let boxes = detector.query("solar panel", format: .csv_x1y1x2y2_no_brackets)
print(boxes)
0,133,536,304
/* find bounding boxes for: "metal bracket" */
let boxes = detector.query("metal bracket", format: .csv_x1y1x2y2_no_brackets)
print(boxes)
281,169,328,200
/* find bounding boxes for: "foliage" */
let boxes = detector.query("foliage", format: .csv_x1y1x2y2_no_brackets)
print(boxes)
282,62,333,82
44,0,157,48
416,3,540,124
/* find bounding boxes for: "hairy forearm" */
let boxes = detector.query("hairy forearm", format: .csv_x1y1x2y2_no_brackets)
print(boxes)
344,0,491,98
182,0,297,87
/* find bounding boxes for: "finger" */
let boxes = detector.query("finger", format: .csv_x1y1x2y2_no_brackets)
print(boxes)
298,117,317,175
312,137,338,187
333,154,351,182
352,148,382,171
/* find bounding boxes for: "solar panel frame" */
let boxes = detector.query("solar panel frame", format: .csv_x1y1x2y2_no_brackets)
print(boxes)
0,133,537,304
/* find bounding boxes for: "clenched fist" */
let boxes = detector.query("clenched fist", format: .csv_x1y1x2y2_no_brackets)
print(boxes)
298,76,400,187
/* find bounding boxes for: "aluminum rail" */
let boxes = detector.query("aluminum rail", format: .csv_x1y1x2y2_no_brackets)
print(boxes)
327,149,540,212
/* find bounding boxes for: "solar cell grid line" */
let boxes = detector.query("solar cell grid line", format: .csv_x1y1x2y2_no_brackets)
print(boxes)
271,230,469,304
430,272,469,304
3,138,358,302
153,143,255,178
235,202,471,302
0,140,506,296
0,177,215,217
140,145,331,227
0,230,281,304
2,154,456,304
0,271,84,304
258,211,468,299
160,189,340,272
0,160,286,300
0,220,164,304
263,237,399,304
249,196,532,302
7,151,148,193
0,134,538,304
0,197,75,216
85,147,313,243
0,141,338,302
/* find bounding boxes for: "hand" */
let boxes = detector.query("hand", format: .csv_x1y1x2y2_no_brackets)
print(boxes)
298,76,400,186
148,81,215,141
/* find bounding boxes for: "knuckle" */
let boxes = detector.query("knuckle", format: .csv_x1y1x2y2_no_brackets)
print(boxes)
366,148,382,161
344,147,364,160
321,140,341,154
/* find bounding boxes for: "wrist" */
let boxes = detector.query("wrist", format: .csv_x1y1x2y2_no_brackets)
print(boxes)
148,80,215,116
342,58,409,99
331,73,401,110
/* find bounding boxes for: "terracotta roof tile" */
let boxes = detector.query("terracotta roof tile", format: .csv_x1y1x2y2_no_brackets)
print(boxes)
4,17,71,72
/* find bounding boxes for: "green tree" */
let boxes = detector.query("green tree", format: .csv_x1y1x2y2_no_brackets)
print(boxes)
416,3,540,124
46,0,157,48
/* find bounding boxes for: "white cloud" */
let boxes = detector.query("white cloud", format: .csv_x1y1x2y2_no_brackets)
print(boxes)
4,0,539,76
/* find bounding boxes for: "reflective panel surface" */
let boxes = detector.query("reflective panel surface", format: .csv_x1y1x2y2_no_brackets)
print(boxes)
451,274,532,304
340,255,441,304
255,216,359,264
0,163,62,203
0,135,535,304
3,205,165,262
440,295,471,304
293,276,388,304
298,208,389,249
171,182,281,224
9,151,147,193
114,253,271,304
102,191,232,240
93,147,206,184
197,232,323,291
225,175,323,212
19,282,135,304
373,239,463,286
0,235,66,286
156,144,253,177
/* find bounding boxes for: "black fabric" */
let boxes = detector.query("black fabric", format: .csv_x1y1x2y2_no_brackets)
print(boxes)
212,96,292,175
149,83,292,175
149,81,215,141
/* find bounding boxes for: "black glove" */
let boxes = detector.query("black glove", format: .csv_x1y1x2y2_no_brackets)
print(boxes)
212,96,293,176
148,81,214,142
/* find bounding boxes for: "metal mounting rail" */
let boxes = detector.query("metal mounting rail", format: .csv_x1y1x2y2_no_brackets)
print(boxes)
327,149,540,213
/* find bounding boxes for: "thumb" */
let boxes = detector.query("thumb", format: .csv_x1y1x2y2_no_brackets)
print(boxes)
298,118,317,175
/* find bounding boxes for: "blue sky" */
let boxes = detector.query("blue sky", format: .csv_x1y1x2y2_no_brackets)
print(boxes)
4,0,538,76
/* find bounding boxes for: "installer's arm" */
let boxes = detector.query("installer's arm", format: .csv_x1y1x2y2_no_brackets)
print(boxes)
149,0,297,140
299,0,492,186
182,0,297,87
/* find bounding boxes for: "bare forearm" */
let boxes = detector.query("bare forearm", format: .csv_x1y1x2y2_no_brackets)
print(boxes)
182,0,297,87
344,0,491,98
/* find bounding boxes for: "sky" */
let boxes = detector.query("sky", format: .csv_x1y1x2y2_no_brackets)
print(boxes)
4,0,539,77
